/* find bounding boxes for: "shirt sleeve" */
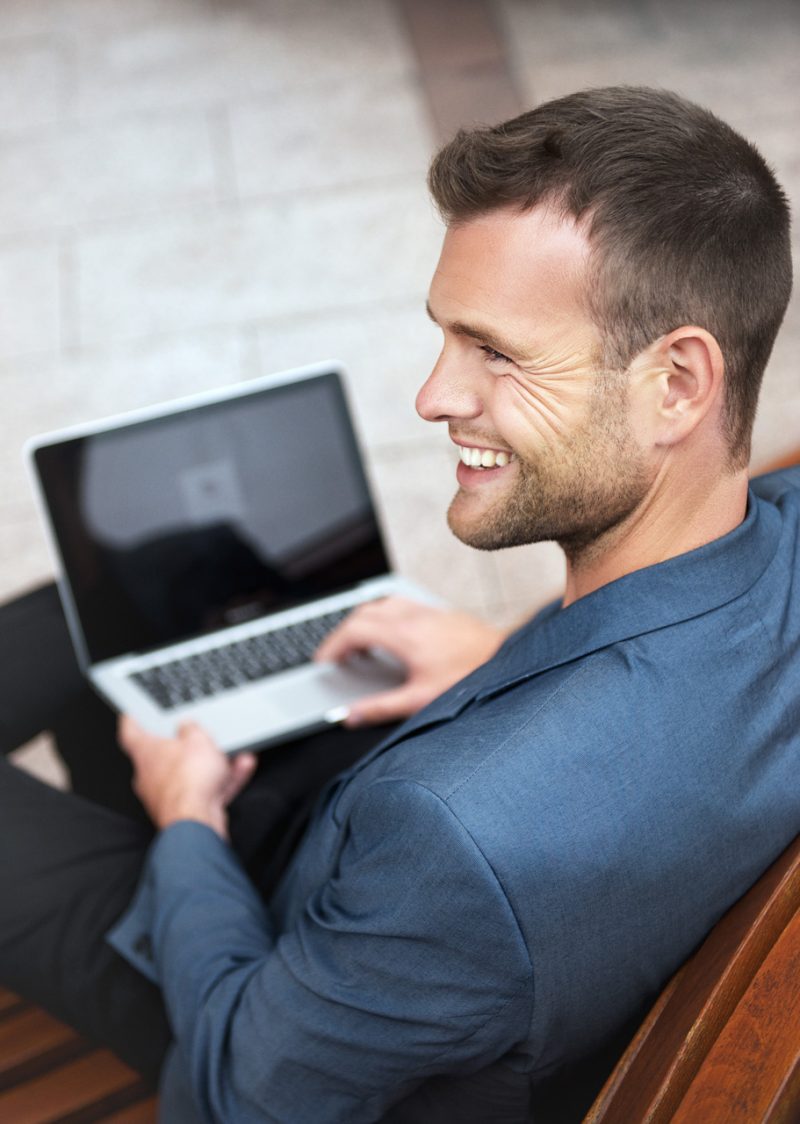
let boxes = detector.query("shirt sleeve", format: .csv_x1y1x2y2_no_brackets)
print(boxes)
107,779,533,1124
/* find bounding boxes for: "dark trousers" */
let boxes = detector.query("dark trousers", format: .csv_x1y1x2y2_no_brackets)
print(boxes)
0,584,388,1085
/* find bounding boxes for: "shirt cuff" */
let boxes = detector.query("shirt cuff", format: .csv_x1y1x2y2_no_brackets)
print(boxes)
106,820,242,984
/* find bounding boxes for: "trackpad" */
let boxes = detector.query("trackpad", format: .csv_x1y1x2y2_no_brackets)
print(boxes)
273,654,406,720
190,655,407,751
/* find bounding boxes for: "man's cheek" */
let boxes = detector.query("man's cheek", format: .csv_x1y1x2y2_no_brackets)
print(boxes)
500,375,590,447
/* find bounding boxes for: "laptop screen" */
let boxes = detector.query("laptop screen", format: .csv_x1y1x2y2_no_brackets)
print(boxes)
33,369,391,664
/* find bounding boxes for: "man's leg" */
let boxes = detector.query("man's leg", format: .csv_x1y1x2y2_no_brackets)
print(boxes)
1,583,393,833
0,719,388,1083
0,582,147,821
0,583,87,752
0,584,391,1075
0,754,170,1082
0,584,392,1072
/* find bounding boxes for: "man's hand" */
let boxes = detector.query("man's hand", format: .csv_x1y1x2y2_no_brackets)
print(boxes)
314,597,508,727
118,716,257,839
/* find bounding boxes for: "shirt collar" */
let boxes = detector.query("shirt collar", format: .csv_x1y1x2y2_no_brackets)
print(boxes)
476,486,781,699
355,487,781,761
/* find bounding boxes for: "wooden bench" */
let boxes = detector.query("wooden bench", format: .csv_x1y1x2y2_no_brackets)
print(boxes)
0,990,156,1123
583,447,800,1122
584,831,800,1122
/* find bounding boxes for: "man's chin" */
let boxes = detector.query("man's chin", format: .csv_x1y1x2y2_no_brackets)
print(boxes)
446,495,518,552
447,495,483,548
446,486,557,552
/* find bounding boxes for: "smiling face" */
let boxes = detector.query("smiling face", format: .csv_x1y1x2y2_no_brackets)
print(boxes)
416,205,652,557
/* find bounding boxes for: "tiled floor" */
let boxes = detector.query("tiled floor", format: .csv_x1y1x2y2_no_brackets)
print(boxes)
3,0,798,781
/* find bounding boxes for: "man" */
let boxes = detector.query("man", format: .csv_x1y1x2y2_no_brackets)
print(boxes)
1,87,798,1122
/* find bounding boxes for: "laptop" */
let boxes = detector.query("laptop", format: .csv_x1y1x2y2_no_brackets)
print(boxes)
26,361,435,752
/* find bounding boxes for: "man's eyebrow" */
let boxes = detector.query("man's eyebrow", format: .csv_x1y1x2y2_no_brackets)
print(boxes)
425,300,529,359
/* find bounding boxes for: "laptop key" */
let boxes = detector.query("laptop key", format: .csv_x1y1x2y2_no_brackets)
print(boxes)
130,606,352,710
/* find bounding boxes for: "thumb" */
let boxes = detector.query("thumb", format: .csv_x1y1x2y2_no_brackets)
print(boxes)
118,713,145,752
222,751,258,805
232,750,258,784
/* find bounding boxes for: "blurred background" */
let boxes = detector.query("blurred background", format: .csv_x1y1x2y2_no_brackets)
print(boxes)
2,0,798,779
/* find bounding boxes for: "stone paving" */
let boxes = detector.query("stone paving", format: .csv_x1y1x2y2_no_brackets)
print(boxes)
1,0,797,780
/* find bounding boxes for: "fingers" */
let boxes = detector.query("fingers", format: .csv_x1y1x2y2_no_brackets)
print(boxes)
224,751,258,803
119,715,220,758
177,720,218,750
232,751,257,777
229,751,257,787
118,713,150,755
315,597,420,664
117,712,138,745
314,611,385,662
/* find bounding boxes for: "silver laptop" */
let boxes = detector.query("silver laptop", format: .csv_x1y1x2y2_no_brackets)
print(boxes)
26,361,433,752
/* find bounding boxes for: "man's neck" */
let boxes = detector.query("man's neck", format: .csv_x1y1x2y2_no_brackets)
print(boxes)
560,464,750,608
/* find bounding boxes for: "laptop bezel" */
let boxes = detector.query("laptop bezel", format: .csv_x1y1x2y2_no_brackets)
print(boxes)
24,359,387,676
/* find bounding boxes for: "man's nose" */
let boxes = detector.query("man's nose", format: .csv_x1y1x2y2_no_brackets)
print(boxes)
415,352,482,423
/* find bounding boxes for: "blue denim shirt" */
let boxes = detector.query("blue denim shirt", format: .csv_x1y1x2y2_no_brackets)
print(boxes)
109,467,800,1123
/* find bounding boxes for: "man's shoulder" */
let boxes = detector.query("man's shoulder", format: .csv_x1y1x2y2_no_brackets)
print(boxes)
361,568,796,874
353,465,800,857
376,592,769,784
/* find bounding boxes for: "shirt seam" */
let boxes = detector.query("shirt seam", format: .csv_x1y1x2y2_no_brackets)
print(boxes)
444,660,591,802
368,777,539,1064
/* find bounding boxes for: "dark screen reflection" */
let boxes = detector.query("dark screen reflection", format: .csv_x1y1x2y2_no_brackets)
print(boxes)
34,372,389,662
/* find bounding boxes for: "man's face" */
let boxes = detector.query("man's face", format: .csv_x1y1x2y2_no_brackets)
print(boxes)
417,205,651,557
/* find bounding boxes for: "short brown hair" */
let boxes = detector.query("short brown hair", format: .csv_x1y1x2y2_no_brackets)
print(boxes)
428,87,793,467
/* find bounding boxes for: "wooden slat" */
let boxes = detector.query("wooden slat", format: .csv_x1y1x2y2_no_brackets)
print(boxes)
0,988,25,1012
0,1049,141,1124
0,988,29,1022
671,908,800,1122
765,1057,800,1124
101,1098,159,1123
0,1007,78,1074
584,835,800,1122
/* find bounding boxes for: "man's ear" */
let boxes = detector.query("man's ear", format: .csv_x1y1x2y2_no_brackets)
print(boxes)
646,327,725,448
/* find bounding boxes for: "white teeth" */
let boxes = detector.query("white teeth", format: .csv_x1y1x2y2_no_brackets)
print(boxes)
456,444,513,469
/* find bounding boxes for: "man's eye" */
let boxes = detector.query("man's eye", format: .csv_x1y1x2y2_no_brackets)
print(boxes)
479,344,511,364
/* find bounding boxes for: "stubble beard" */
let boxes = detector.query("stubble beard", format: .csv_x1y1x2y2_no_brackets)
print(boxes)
447,372,652,562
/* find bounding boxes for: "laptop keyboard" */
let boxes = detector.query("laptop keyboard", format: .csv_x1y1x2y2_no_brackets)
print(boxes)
129,606,351,711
